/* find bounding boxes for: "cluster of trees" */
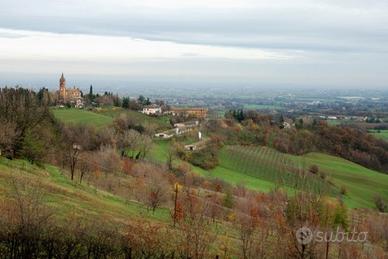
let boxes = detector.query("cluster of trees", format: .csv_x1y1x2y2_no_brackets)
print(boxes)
83,85,120,107
75,84,165,112
315,124,388,172
187,146,219,170
226,109,273,126
57,114,155,183
175,138,221,170
0,87,154,178
271,123,388,173
0,87,58,162
0,181,124,258
112,114,153,158
219,109,388,173
121,95,167,112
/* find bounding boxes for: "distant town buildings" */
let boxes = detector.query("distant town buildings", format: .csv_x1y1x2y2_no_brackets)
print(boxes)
57,73,83,108
142,104,162,115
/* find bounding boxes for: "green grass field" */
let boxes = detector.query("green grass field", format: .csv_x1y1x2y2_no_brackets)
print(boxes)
293,153,388,208
149,139,171,163
219,146,336,195
52,108,113,128
52,107,171,131
149,141,388,208
95,107,171,130
369,129,388,141
0,157,169,223
326,119,343,126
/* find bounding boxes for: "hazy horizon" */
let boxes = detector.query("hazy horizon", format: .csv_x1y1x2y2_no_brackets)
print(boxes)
1,0,388,90
2,72,388,99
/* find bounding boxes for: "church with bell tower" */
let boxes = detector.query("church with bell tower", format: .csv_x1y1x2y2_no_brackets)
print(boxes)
57,73,83,107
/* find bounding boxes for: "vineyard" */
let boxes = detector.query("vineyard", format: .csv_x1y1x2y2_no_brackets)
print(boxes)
220,145,338,195
149,141,388,208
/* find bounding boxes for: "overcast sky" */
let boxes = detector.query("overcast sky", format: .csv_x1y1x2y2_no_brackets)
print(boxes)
0,0,387,89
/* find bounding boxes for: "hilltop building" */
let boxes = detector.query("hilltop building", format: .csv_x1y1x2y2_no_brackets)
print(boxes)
169,107,208,119
57,73,83,108
142,104,162,115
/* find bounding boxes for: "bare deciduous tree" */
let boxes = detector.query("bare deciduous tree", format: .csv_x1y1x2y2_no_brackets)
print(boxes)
61,125,95,180
145,173,169,212
78,152,94,183
0,121,16,157
177,189,218,259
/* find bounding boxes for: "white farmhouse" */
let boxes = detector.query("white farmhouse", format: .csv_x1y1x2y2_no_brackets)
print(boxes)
142,104,162,115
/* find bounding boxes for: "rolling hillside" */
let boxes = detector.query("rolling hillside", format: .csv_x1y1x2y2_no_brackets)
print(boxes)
95,107,171,130
0,157,169,223
149,141,388,209
209,146,388,208
295,152,388,208
52,107,171,131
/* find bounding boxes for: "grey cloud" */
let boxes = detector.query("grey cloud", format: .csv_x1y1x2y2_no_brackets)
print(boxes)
1,0,388,88
1,0,387,54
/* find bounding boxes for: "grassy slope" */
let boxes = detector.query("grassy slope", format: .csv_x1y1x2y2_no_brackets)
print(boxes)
294,153,388,208
369,129,388,141
0,158,169,223
52,107,171,130
52,108,113,128
149,139,171,163
95,107,171,130
148,142,286,193
149,141,388,208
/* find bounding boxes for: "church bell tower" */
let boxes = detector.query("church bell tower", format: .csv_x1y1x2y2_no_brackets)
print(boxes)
59,73,66,101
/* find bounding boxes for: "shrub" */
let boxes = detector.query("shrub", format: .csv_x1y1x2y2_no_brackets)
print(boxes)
223,191,234,209
308,165,319,175
340,185,347,195
374,195,387,212
188,146,219,170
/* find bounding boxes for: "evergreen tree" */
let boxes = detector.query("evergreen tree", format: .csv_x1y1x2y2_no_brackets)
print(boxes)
138,95,146,104
279,114,285,128
122,97,130,109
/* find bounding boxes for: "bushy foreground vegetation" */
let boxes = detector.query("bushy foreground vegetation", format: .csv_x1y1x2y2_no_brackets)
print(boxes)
1,158,387,259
